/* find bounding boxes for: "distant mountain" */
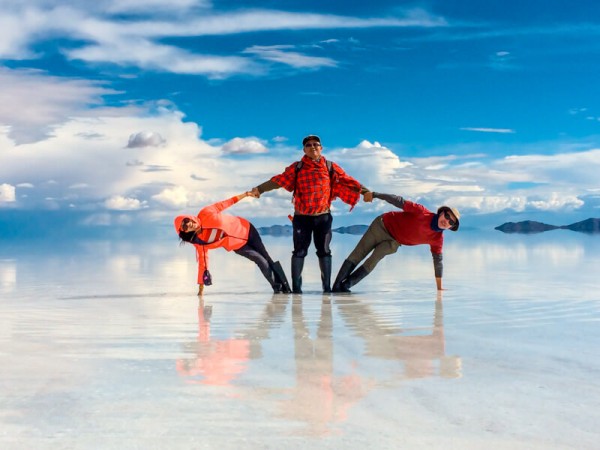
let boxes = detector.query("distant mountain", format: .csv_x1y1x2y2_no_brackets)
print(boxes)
495,221,559,234
561,218,600,233
332,225,369,235
495,218,600,234
257,224,293,236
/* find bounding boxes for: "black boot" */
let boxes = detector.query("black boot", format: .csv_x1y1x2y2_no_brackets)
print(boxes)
340,266,370,293
332,259,356,292
271,261,291,294
319,256,332,293
291,256,305,294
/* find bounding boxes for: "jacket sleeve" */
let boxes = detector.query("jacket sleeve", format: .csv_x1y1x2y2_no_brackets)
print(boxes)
402,199,431,215
431,252,443,278
196,245,209,285
256,179,281,194
373,192,405,209
201,196,239,216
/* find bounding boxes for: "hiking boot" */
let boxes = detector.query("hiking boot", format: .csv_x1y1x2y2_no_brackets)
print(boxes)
332,259,356,292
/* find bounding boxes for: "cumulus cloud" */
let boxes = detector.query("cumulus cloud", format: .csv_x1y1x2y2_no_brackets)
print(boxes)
152,186,189,208
1,65,599,225
126,131,166,148
104,195,147,210
221,137,268,154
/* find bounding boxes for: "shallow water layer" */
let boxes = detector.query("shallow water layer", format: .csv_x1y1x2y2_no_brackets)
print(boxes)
1,231,599,449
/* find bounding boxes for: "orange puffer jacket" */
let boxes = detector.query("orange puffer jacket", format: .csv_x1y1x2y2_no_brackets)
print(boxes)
174,196,251,284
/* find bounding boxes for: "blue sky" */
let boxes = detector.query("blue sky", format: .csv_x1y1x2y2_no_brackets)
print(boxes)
1,0,600,236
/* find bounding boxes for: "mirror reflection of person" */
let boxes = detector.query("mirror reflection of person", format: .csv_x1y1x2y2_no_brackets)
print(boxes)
273,298,374,436
336,293,462,380
176,295,290,386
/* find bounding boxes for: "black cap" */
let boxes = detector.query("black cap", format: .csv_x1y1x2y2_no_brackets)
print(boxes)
302,135,321,146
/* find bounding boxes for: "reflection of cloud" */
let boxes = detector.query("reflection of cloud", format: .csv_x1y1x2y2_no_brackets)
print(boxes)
0,261,16,289
0,183,16,202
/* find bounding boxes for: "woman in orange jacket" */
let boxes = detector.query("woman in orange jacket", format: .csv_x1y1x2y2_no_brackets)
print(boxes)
175,192,291,295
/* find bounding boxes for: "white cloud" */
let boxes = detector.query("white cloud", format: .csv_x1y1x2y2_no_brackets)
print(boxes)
104,195,147,210
152,186,189,208
0,183,16,202
0,5,446,77
1,68,599,223
0,67,117,144
460,127,516,134
221,137,267,154
243,45,337,69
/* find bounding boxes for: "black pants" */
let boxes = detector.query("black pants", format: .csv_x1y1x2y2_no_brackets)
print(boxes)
234,224,275,280
292,213,333,258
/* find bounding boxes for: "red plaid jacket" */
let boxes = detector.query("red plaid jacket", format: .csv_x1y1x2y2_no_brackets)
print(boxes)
271,155,361,215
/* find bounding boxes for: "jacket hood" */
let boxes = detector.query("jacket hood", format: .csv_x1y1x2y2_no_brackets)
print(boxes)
174,215,200,234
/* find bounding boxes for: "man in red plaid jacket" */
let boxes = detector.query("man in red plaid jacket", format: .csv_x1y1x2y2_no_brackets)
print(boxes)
251,135,371,294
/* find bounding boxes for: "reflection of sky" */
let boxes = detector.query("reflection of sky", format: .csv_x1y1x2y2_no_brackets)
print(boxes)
0,232,599,447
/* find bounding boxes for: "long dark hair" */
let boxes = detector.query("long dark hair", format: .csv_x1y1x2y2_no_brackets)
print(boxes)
179,230,209,245
179,230,196,243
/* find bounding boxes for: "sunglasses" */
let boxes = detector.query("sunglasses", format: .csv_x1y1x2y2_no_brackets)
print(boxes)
180,218,193,232
443,211,456,227
304,142,321,148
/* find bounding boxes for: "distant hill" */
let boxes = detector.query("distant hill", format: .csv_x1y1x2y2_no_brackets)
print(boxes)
257,224,293,236
495,221,559,234
495,218,600,234
562,218,600,233
332,225,369,235
258,224,369,236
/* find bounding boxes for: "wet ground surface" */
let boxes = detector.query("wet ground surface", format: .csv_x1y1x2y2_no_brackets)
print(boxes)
1,232,599,449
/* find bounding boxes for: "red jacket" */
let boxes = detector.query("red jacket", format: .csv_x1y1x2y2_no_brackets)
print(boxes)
174,196,250,284
382,200,444,255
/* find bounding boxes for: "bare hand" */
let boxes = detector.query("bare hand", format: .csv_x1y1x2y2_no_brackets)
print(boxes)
249,187,260,198
363,191,374,203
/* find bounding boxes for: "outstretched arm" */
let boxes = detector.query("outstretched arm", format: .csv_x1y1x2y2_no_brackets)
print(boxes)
365,192,405,209
251,180,281,198
202,192,253,215
235,191,255,201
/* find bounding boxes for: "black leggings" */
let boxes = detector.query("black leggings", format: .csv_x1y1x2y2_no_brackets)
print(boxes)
234,224,275,283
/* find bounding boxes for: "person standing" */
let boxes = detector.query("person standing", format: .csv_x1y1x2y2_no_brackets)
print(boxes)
175,192,291,295
251,135,370,294
332,192,460,292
